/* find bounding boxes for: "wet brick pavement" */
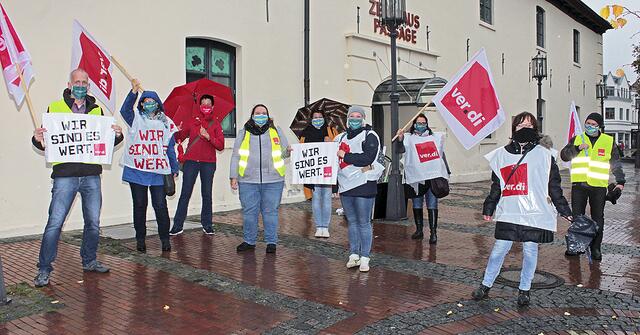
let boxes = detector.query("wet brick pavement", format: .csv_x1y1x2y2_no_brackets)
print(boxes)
1,163,639,334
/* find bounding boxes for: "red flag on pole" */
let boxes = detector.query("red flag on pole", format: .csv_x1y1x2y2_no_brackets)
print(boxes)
432,48,506,150
71,20,115,113
0,2,34,106
567,101,583,143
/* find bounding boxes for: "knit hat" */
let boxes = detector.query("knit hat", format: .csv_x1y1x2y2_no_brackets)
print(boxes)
586,112,604,129
347,105,367,119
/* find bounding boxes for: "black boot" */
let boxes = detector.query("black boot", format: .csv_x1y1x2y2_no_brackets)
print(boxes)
471,284,490,300
411,208,424,240
517,290,530,306
590,223,604,261
161,239,171,252
136,239,146,253
428,209,438,244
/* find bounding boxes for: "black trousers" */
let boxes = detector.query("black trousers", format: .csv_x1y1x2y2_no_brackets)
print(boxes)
129,183,170,241
571,183,607,248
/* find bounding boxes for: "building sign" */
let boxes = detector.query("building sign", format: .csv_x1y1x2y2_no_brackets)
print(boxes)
369,0,421,45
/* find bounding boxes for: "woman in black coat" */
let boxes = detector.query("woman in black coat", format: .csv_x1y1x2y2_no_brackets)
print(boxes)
472,112,572,307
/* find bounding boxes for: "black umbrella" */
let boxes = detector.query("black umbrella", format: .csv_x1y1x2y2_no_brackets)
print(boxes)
290,98,349,139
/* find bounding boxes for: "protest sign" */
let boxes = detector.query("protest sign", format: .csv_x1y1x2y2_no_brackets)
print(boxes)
290,142,339,185
42,113,115,164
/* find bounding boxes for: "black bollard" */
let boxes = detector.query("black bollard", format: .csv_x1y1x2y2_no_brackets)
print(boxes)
0,256,11,305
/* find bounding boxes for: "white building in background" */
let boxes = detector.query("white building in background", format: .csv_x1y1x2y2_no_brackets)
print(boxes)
0,0,610,237
602,71,636,155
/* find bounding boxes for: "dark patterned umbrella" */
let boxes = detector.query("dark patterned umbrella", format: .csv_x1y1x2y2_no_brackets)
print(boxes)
290,98,349,139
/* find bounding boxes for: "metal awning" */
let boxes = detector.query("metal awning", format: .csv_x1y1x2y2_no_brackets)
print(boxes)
372,77,447,106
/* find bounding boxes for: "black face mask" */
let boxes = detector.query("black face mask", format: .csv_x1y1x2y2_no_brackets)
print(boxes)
513,128,538,143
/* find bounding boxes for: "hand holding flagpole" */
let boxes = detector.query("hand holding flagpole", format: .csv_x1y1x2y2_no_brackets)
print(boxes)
391,102,431,142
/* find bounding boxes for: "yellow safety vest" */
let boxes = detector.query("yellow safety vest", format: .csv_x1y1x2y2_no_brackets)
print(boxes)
570,133,613,187
48,99,102,166
238,128,285,177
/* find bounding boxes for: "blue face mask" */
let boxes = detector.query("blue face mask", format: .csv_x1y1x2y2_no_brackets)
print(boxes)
348,118,363,129
71,85,87,100
311,118,324,129
253,114,269,126
142,101,158,114
414,123,428,133
585,124,599,136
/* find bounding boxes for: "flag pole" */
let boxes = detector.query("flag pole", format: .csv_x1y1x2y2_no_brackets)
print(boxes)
390,102,431,142
15,62,37,128
110,55,143,90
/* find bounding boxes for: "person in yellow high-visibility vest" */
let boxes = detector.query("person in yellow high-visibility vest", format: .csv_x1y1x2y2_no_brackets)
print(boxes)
560,112,625,261
229,104,290,254
31,69,124,287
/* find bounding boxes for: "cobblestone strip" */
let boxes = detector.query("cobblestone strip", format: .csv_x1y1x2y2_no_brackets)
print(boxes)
0,283,64,323
459,315,640,335
357,286,640,334
61,236,352,335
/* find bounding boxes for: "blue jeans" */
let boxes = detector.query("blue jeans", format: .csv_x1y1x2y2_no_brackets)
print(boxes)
38,176,102,273
481,239,539,291
412,188,438,209
173,161,216,230
130,183,170,241
312,186,332,228
340,195,375,257
238,182,284,245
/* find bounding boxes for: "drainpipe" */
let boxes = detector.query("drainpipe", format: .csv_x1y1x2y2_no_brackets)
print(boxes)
304,0,310,106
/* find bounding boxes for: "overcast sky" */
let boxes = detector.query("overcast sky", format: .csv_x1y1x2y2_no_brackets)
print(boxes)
582,0,640,82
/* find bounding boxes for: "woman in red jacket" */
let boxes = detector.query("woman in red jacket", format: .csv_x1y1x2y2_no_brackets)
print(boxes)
169,94,225,235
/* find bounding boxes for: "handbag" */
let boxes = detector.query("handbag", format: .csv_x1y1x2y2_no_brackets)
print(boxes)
429,177,450,199
163,174,176,196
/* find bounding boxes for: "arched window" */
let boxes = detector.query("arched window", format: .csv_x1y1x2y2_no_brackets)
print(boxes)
185,38,236,137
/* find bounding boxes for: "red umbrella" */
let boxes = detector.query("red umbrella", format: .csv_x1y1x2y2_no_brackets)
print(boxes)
163,78,235,125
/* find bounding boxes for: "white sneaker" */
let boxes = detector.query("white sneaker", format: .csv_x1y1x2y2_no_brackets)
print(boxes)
359,257,370,272
346,254,360,268
315,228,323,238
322,228,330,238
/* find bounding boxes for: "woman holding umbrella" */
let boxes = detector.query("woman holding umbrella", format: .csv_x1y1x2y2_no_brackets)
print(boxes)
300,111,334,238
121,79,179,253
472,112,572,306
169,94,225,236
230,104,290,254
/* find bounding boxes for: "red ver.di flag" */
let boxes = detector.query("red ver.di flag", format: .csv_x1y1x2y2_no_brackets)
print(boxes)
0,2,34,105
71,20,115,112
432,48,505,149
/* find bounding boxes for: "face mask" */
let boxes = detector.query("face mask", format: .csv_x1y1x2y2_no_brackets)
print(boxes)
311,118,324,129
71,85,87,100
414,123,428,133
142,101,158,114
348,118,363,129
585,124,599,136
200,105,213,114
253,114,269,126
513,127,538,143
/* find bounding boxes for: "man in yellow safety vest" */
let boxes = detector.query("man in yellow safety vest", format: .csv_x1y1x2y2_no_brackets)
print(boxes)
560,112,625,261
31,68,124,287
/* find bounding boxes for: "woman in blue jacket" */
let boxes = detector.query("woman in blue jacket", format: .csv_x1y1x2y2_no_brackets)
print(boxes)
120,79,179,253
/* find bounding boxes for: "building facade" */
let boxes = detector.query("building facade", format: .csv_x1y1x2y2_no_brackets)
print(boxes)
0,0,609,237
602,72,637,155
